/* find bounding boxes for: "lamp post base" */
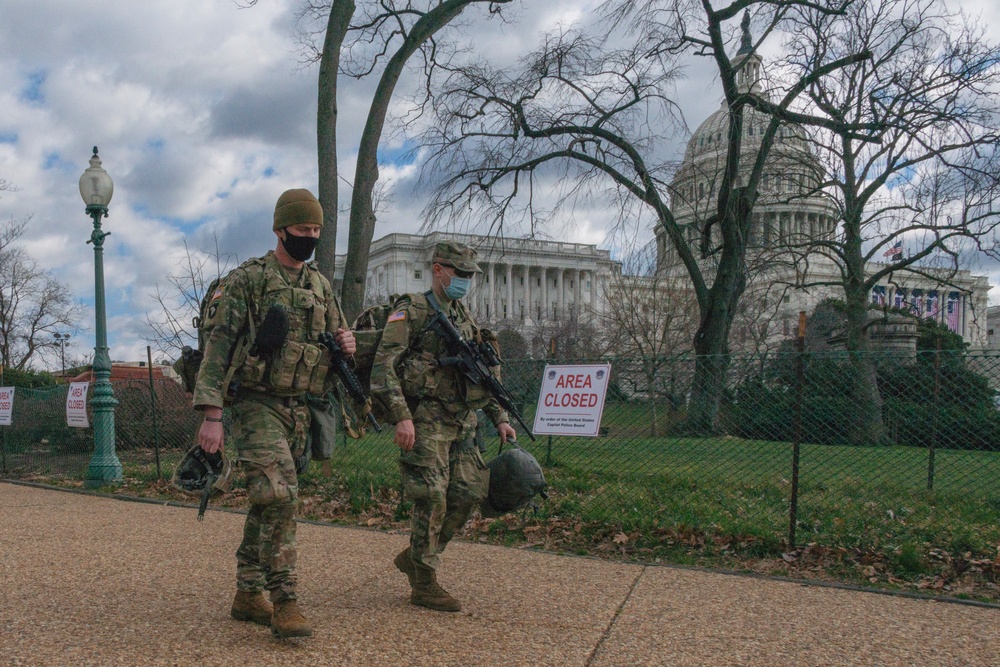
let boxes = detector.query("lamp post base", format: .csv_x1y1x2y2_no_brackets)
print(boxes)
84,455,123,488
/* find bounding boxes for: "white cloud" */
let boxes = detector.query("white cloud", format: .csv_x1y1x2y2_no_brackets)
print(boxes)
1,0,997,370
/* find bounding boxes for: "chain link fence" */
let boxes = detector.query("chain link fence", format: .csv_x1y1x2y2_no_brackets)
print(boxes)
3,349,999,560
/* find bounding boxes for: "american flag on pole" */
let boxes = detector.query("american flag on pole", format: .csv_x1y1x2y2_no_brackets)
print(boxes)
926,290,939,318
946,292,960,332
893,288,907,309
911,289,924,315
871,286,887,305
883,240,903,261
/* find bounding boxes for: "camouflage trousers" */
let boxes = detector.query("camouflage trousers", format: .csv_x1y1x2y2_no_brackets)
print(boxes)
400,402,489,571
231,394,309,602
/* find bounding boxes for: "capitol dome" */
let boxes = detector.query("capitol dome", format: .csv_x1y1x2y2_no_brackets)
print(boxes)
657,20,838,270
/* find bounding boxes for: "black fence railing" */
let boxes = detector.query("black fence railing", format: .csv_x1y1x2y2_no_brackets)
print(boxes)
3,349,999,561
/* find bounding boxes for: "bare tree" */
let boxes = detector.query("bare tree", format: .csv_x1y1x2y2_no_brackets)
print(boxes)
604,240,699,359
779,0,1000,443
143,238,237,358
419,1,867,433
337,0,516,319
295,0,356,283
281,0,518,318
602,240,699,434
0,217,86,371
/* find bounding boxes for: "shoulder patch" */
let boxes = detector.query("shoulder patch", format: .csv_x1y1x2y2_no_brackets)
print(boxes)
387,310,407,323
209,286,225,302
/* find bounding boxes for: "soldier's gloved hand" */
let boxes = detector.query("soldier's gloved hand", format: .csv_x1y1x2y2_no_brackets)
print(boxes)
497,422,516,444
395,419,415,451
334,327,356,356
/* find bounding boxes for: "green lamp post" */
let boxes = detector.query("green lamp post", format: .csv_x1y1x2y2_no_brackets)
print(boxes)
80,146,121,488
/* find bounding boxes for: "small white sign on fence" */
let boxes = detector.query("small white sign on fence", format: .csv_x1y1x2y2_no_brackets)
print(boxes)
66,382,90,428
0,387,14,426
532,363,612,437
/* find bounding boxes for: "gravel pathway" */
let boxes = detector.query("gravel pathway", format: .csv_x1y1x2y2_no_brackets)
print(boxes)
2,481,998,666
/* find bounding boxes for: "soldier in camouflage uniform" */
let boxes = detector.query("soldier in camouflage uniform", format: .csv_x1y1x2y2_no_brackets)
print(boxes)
194,188,359,638
370,240,517,612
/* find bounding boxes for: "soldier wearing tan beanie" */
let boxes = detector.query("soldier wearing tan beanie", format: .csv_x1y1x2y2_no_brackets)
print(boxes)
194,187,359,639
273,188,324,231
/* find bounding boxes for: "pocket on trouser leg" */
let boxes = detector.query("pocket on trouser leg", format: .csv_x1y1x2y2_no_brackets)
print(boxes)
400,461,447,506
449,447,489,506
241,449,297,504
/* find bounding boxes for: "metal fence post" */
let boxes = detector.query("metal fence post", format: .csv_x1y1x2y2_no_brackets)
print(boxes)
788,311,806,550
928,340,941,491
146,346,163,480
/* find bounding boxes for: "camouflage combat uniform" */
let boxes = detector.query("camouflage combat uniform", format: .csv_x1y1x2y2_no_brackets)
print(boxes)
370,292,509,571
193,250,350,602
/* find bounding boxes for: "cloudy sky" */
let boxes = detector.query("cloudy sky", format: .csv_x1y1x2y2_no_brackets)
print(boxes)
1,0,998,369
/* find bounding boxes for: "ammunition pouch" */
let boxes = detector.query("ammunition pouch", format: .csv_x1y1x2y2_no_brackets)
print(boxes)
250,340,330,394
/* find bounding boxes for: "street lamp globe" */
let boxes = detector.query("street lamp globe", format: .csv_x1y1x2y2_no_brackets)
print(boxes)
79,147,114,211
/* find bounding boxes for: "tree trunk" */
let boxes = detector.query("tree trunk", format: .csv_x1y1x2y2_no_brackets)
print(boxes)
844,275,886,446
340,0,474,320
684,178,751,435
687,291,740,434
314,0,356,288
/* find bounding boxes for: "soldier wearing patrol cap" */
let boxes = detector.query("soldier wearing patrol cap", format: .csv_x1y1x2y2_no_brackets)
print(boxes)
193,188,363,638
370,239,517,612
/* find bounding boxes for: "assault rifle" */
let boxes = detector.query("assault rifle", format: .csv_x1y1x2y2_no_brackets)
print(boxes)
318,331,382,432
426,300,535,442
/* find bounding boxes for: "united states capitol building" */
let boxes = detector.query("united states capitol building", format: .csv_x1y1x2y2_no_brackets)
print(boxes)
337,22,992,355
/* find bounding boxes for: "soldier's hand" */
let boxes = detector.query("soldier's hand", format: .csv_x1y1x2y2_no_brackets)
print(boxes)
497,422,516,444
335,327,356,356
198,412,225,454
395,419,415,451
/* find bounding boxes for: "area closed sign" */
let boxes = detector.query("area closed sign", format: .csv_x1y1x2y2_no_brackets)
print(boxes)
532,363,611,437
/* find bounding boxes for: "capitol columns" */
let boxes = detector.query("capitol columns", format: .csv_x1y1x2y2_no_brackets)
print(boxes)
523,263,532,323
541,266,549,322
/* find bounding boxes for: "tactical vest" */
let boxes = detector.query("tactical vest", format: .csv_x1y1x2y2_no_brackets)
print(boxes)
233,256,334,397
395,292,497,412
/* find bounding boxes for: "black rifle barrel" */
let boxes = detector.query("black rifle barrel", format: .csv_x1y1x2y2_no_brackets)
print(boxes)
430,311,535,442
318,332,382,432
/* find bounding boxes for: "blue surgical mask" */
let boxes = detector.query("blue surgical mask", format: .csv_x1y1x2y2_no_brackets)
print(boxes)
444,275,471,300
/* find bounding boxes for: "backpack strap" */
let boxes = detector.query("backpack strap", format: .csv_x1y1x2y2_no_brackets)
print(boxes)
424,291,482,344
221,258,269,399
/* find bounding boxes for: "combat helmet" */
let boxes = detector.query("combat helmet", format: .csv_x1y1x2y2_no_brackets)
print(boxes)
480,444,548,518
172,445,234,520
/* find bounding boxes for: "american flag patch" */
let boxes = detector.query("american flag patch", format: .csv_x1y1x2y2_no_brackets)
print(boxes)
210,286,224,302
387,310,406,323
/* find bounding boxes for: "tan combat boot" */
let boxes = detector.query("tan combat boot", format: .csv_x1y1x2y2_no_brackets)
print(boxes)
393,547,416,586
410,565,462,612
230,590,272,626
271,599,313,639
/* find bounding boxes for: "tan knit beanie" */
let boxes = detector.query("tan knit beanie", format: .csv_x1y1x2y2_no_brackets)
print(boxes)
273,188,324,230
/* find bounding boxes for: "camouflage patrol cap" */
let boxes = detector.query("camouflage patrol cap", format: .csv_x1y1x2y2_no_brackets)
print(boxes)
432,240,482,273
273,188,324,231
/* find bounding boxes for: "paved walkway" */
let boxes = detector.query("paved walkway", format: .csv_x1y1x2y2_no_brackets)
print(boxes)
2,481,998,666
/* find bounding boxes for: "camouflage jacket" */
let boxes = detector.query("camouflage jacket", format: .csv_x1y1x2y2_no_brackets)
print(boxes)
369,291,509,427
192,251,354,409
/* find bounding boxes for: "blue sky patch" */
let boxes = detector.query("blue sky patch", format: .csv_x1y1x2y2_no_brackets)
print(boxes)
378,141,419,167
20,70,46,105
0,131,17,144
144,137,165,153
42,151,75,171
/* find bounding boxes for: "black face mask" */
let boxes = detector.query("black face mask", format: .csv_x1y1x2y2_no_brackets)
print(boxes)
281,229,318,262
